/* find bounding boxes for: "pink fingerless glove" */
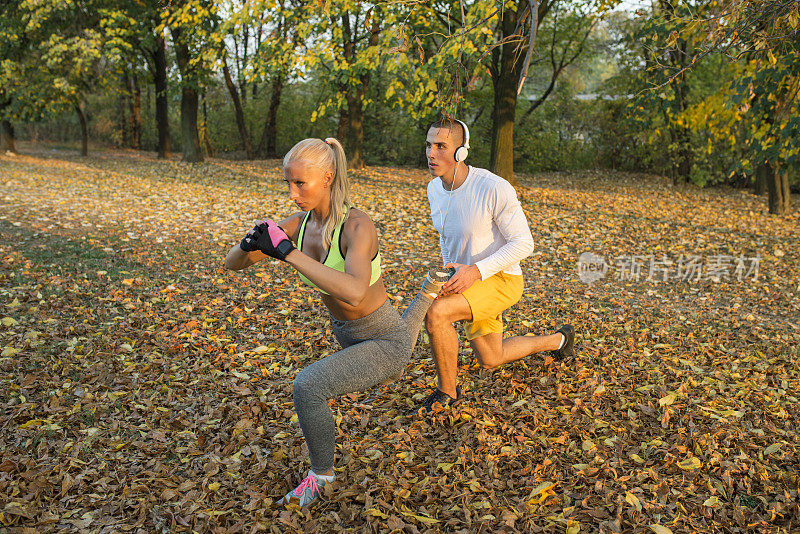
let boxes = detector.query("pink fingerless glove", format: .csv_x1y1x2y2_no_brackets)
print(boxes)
254,219,296,261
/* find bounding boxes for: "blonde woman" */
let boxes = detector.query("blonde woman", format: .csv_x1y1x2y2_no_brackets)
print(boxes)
225,137,451,507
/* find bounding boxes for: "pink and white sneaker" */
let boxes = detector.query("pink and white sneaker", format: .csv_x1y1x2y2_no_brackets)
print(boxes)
278,470,335,507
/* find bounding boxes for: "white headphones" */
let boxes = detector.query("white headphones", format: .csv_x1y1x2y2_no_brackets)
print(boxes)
453,119,470,162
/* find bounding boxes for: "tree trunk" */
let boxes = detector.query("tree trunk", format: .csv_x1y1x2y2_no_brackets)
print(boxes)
123,71,142,149
257,73,283,158
253,22,263,100
0,120,16,153
416,118,430,167
677,127,692,182
120,72,131,146
152,34,171,158
780,169,791,212
337,108,349,145
177,85,202,162
489,74,516,183
202,95,214,158
252,22,262,101
130,73,142,149
222,56,253,159
146,82,151,140
766,162,792,215
75,104,88,156
240,24,249,105
755,162,768,195
173,32,203,163
337,8,378,170
670,42,691,183
489,0,527,185
346,92,365,169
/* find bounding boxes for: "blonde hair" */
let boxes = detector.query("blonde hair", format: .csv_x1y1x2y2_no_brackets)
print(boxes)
283,137,351,249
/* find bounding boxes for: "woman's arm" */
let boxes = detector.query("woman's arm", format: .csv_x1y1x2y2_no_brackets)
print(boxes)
284,215,376,307
224,244,265,271
224,213,304,271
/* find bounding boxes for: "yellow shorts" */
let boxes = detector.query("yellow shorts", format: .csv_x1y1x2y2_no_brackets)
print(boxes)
462,271,524,340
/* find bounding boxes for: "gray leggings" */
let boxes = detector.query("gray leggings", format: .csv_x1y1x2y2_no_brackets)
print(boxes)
292,292,430,473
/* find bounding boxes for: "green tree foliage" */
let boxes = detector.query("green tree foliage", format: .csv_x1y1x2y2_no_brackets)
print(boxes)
385,0,615,183
102,0,172,156
4,0,110,155
717,0,800,214
301,0,392,169
625,0,715,185
4,0,796,213
383,1,496,119
162,0,221,162
626,0,798,212
222,0,313,158
0,0,28,152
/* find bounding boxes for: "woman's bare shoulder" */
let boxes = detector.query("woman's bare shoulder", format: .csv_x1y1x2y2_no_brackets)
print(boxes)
341,208,378,257
343,208,376,232
279,211,307,242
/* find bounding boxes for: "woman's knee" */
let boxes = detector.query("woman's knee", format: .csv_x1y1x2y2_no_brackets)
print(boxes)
293,369,321,405
376,336,412,375
401,331,414,357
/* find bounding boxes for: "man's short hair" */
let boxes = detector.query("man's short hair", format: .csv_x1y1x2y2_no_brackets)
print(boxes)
428,118,465,146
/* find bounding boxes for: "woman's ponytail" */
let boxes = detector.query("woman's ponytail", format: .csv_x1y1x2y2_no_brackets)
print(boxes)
322,137,351,249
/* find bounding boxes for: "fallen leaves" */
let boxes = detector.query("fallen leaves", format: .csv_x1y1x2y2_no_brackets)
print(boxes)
658,392,677,406
678,457,702,470
0,148,798,532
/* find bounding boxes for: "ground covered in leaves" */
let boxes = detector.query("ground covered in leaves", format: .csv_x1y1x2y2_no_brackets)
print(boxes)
1,146,798,533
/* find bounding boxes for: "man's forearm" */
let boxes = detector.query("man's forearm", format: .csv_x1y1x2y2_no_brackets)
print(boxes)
476,197,535,279
474,236,534,280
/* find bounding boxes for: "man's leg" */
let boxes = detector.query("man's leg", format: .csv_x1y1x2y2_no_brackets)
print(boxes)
424,294,472,399
470,331,564,369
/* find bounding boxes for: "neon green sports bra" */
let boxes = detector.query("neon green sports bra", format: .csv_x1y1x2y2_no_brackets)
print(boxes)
296,207,382,295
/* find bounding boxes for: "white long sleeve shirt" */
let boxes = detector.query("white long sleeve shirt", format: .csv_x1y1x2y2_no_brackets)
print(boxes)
427,166,534,280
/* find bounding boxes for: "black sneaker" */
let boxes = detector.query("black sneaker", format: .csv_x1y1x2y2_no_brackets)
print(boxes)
551,324,575,360
412,387,461,414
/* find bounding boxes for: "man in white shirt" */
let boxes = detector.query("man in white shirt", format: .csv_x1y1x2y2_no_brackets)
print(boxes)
416,118,575,413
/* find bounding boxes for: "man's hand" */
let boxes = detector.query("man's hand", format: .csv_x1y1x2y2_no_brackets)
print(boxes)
440,263,481,295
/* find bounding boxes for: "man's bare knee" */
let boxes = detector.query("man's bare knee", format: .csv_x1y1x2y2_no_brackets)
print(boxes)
477,357,502,370
475,349,503,369
425,300,449,328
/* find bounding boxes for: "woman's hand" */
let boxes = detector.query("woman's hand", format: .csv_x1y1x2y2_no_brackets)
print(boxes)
226,214,303,271
239,220,267,252
242,220,296,261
